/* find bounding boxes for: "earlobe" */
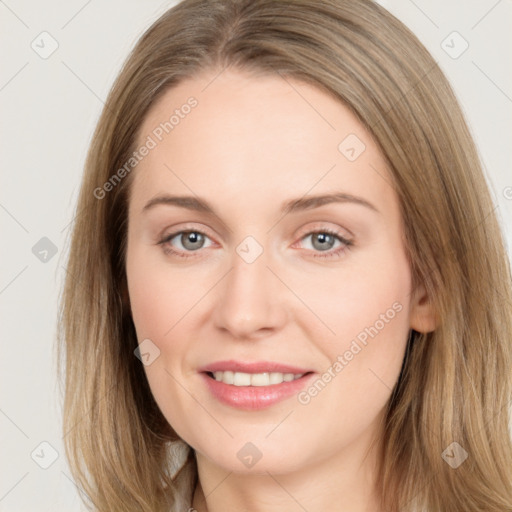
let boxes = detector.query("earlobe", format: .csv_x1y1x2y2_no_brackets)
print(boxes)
409,283,437,333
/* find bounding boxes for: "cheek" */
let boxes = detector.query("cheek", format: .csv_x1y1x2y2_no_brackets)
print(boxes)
126,246,210,389
125,249,199,429
293,242,412,351
126,244,188,342
332,268,410,354
311,250,412,414
127,274,169,341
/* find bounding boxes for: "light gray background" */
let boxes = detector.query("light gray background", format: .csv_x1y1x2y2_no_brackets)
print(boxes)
1,0,511,510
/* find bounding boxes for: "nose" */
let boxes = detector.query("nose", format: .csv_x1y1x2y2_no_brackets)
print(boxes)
212,244,288,340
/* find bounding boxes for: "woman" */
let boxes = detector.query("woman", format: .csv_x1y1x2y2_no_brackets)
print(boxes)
57,0,512,510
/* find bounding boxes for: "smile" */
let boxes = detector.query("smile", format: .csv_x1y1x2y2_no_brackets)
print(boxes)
209,370,305,386
199,362,315,410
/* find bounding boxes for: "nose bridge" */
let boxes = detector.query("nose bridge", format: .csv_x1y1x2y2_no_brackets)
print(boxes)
212,236,287,338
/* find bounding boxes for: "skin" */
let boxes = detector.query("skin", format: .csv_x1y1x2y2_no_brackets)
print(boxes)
125,67,436,512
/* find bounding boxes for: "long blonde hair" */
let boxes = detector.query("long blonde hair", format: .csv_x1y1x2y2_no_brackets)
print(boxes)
57,0,512,510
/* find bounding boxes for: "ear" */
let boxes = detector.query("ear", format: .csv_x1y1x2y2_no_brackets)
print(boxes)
409,282,437,333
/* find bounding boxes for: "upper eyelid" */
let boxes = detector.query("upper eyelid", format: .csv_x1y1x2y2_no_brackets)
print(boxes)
161,227,215,245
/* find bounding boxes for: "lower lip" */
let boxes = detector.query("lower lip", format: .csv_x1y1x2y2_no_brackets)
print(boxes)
201,372,314,410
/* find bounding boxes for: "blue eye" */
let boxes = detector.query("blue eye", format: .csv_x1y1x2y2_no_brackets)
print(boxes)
158,228,352,260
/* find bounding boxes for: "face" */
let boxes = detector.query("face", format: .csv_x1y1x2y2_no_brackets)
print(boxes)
125,68,433,475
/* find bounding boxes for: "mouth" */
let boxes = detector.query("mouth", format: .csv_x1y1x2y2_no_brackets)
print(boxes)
198,361,315,410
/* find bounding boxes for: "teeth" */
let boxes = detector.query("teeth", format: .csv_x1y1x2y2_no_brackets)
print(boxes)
212,371,304,386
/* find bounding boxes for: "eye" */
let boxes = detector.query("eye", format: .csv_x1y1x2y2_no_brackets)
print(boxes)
158,227,353,260
296,228,353,259
158,229,214,258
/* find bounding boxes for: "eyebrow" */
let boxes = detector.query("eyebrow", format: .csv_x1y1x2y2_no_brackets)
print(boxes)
142,192,379,216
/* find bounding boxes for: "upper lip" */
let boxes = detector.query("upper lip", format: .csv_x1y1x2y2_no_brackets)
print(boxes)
198,360,314,374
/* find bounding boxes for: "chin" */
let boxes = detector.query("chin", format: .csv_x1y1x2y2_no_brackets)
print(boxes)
195,438,315,476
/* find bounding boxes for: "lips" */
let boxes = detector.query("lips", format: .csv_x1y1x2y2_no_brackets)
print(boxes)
198,360,315,410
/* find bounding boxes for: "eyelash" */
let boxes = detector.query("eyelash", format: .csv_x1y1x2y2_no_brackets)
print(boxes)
157,227,353,260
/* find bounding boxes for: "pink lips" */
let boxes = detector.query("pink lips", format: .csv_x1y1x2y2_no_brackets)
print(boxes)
198,360,315,411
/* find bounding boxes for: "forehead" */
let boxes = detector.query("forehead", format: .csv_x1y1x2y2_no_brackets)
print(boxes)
129,68,395,218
